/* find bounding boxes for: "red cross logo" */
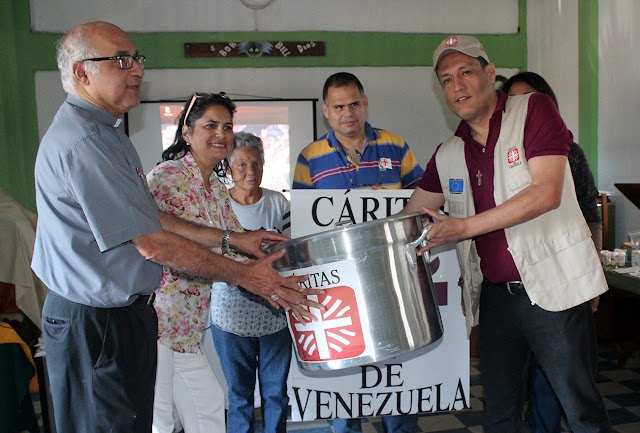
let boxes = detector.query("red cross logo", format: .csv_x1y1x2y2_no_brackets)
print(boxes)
289,286,365,362
507,148,520,164
444,37,459,47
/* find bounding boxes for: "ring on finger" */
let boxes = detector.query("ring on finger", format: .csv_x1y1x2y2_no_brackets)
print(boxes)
271,294,280,302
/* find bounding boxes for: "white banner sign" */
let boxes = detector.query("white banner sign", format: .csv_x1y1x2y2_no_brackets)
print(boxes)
287,189,469,421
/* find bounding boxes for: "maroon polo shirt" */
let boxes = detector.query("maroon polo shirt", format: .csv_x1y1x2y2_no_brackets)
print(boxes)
419,91,572,283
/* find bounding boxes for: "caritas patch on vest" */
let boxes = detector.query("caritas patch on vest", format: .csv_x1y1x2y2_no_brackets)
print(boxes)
507,147,522,167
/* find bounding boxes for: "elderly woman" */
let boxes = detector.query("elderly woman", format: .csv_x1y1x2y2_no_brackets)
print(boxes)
228,131,290,235
210,131,292,433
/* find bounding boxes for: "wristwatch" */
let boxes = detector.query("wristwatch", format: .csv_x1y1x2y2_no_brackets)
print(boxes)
222,230,231,254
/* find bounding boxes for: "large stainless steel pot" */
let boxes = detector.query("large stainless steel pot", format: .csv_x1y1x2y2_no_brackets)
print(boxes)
266,211,444,371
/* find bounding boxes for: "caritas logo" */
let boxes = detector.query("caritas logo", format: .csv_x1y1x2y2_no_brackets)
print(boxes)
289,286,365,362
445,36,459,47
507,147,521,164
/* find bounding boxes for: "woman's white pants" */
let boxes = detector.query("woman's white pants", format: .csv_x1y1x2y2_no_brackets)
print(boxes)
152,341,226,433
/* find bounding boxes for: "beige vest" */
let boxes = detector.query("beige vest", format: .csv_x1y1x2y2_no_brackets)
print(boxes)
436,94,607,333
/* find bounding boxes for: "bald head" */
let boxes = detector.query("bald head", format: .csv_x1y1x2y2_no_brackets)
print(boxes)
56,21,144,117
57,22,128,94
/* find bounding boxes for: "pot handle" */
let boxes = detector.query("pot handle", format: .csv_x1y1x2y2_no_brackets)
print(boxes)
405,223,433,268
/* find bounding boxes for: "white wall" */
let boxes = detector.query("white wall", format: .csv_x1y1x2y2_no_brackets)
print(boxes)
528,0,640,246
527,0,579,139
31,0,520,183
599,1,640,245
30,0,518,33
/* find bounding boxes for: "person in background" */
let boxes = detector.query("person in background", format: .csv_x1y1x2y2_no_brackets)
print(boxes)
402,35,612,432
32,21,316,433
294,72,422,433
501,71,603,433
229,131,290,235
293,72,424,191
209,131,291,433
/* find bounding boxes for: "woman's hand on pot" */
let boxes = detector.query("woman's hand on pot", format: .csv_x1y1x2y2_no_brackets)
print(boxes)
287,301,322,323
273,287,326,321
269,276,326,315
230,230,288,258
271,269,326,322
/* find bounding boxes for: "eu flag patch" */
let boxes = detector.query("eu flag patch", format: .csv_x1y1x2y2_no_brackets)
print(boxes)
449,179,464,194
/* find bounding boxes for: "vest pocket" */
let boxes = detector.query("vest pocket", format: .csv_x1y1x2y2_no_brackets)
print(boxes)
506,170,532,192
521,224,589,264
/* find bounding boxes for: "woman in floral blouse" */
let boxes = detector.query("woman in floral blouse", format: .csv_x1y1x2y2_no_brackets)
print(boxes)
146,93,246,433
148,93,318,433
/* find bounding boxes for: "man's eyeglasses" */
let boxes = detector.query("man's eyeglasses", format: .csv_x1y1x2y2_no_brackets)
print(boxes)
82,54,146,70
183,92,231,127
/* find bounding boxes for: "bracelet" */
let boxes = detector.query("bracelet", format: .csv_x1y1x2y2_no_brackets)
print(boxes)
222,230,231,254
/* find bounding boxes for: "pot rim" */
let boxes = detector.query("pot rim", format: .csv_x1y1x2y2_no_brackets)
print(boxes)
265,211,428,252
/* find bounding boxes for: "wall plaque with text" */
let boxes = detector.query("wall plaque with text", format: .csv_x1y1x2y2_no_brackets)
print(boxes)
185,41,325,58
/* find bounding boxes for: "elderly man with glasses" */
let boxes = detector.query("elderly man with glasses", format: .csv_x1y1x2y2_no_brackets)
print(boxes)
32,21,320,433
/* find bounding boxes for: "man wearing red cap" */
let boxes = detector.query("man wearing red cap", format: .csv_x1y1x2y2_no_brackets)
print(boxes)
403,35,613,432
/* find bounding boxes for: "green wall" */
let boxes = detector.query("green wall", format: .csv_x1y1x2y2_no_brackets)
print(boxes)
2,0,535,211
578,0,599,178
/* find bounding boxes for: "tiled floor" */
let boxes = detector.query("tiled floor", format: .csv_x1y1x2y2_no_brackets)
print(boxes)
27,342,640,433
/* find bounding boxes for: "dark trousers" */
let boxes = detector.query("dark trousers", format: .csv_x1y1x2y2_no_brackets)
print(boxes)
41,291,158,433
529,354,563,433
479,279,612,433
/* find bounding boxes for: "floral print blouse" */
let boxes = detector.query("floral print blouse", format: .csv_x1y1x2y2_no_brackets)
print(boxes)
146,152,246,353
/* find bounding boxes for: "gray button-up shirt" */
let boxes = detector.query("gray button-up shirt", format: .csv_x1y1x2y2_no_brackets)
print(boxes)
32,94,162,307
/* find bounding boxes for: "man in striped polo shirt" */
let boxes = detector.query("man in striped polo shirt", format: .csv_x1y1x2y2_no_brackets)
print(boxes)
293,71,422,432
293,72,423,191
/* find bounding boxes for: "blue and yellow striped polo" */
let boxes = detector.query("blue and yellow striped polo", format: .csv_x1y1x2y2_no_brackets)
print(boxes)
293,122,424,190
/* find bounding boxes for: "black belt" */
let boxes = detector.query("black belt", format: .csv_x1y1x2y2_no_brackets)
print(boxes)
488,280,526,295
502,281,526,295
132,292,156,305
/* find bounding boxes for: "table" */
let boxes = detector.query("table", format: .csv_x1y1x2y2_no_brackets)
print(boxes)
603,266,640,296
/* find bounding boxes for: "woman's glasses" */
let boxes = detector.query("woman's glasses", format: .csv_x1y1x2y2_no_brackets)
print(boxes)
183,92,231,127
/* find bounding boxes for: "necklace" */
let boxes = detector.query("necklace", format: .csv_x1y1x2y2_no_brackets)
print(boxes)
475,143,487,187
470,124,489,187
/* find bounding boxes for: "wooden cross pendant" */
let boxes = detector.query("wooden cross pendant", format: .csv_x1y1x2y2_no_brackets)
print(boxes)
476,169,483,186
